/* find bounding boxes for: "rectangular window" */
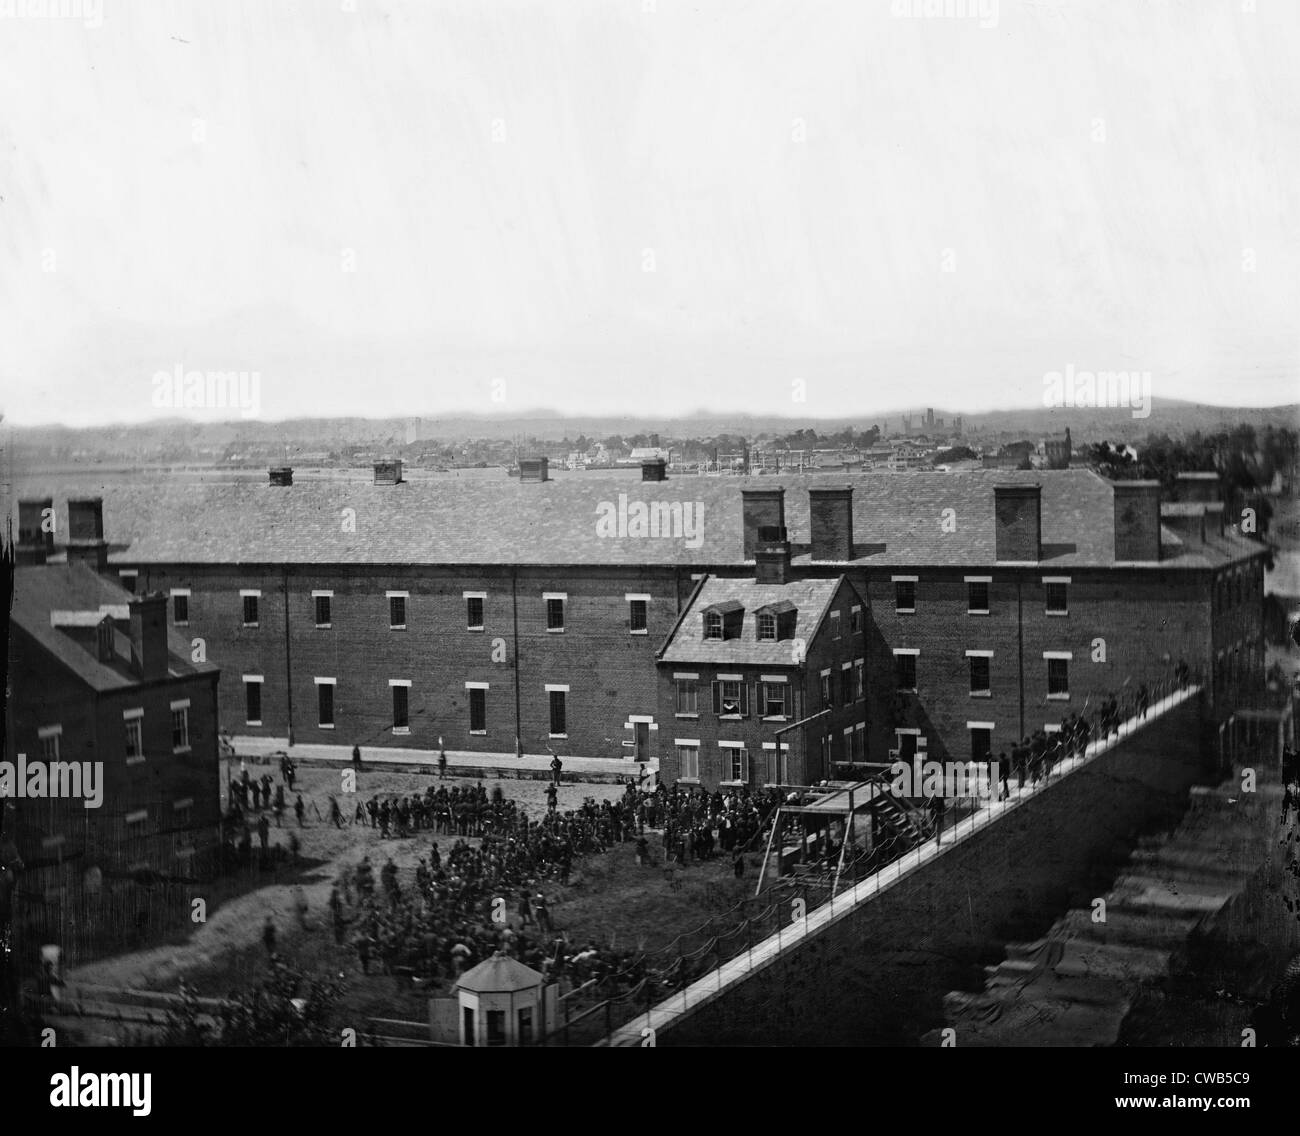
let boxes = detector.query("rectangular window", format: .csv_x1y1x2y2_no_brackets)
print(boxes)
548,690,567,736
469,687,486,734
722,746,749,783
970,726,992,764
760,682,790,718
704,611,723,639
38,726,61,763
851,726,865,761
124,714,144,761
969,655,991,696
118,570,138,593
318,683,335,728
314,594,332,627
1045,581,1068,615
677,744,700,781
628,598,648,633
821,670,833,709
1047,657,1069,698
854,659,865,701
392,684,409,731
389,594,407,629
850,605,862,634
675,677,698,716
894,580,916,613
830,610,842,639
242,592,260,626
466,595,485,630
840,665,853,704
714,679,747,717
546,596,565,632
171,591,189,624
822,734,833,768
967,580,989,614
170,701,190,752
757,612,777,641
245,678,263,725
896,653,917,692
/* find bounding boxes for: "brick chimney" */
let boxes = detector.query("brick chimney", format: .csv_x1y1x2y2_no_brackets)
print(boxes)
742,488,785,560
1113,481,1162,562
753,526,791,584
269,466,294,486
519,457,549,482
641,458,667,482
993,485,1041,563
809,486,854,561
1175,471,1220,504
128,592,170,681
373,458,403,485
66,497,109,573
17,498,54,565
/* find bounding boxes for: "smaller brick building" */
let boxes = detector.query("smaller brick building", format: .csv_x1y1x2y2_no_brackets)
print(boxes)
657,544,867,790
6,559,223,877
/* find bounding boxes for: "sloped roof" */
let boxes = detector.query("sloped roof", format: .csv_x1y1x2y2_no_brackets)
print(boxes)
12,469,1265,570
660,575,850,666
11,563,218,692
455,952,543,994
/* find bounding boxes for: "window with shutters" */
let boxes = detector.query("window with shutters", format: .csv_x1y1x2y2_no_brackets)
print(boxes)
675,678,698,716
677,745,700,781
722,747,749,783
760,682,789,718
714,679,747,718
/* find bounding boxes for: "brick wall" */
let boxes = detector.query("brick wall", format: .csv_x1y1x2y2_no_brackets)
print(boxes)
657,693,1211,1046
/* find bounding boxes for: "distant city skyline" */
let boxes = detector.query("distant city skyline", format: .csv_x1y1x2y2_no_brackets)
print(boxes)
3,0,1297,427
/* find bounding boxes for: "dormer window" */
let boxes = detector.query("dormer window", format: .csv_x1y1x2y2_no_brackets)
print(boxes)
754,600,796,642
702,600,744,641
757,613,777,641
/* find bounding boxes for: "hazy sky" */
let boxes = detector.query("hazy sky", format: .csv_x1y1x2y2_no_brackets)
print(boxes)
2,0,1297,426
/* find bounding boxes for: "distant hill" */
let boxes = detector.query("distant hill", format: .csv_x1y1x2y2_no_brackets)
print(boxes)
3,399,1295,460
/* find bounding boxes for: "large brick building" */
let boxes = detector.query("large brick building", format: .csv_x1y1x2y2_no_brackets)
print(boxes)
13,463,1265,791
6,513,223,874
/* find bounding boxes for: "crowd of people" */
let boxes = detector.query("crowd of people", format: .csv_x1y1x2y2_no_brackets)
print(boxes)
326,778,786,993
